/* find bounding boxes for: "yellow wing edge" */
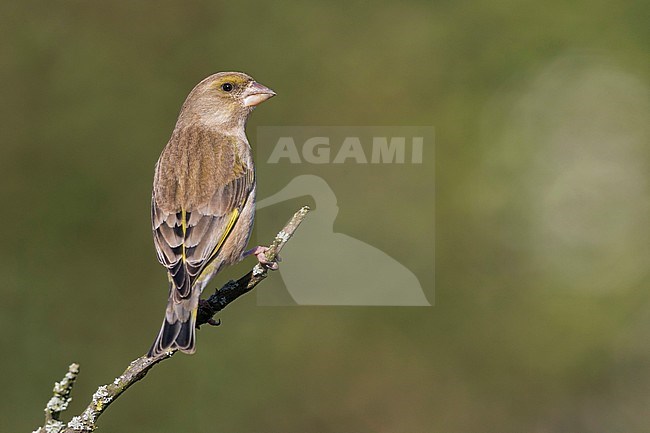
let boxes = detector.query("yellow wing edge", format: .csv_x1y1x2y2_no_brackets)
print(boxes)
211,208,239,260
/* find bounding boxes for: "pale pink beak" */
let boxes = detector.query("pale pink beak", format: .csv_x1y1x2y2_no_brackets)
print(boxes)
243,81,276,107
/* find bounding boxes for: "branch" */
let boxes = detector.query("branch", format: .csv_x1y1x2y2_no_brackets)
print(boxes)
32,206,310,433
34,363,79,433
197,204,310,325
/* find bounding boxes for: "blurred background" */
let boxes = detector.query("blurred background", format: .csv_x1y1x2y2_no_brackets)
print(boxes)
1,0,648,432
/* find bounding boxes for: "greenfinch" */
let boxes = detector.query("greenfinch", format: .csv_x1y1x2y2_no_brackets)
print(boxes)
147,72,276,357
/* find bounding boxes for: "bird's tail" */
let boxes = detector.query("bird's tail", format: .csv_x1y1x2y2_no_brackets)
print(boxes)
147,293,199,357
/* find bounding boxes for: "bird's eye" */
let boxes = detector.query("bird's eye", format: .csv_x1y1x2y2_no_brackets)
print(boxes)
221,83,233,92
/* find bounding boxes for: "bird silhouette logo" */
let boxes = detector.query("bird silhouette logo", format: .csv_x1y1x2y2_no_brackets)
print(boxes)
257,175,430,306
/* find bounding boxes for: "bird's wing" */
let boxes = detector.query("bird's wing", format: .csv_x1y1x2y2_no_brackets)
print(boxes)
151,131,254,299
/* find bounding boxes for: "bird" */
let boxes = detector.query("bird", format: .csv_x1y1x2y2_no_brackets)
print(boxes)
147,72,276,357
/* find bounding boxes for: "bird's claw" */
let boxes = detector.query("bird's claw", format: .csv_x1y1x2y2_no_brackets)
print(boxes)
207,318,221,326
245,246,280,270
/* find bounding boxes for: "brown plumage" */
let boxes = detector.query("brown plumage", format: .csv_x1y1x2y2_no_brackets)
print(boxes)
147,72,275,357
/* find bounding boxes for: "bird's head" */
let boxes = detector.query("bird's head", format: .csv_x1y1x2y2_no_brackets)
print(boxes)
177,72,276,131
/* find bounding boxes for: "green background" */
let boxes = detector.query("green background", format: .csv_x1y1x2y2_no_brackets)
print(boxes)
1,1,648,432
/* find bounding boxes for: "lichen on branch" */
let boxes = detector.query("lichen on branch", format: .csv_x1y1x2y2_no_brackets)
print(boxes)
31,206,310,433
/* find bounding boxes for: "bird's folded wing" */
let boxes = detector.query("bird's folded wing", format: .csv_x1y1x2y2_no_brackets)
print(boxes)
151,132,254,300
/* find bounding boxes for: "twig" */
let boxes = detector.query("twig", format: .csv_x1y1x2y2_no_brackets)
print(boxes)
34,363,79,433
197,205,310,325
32,206,310,433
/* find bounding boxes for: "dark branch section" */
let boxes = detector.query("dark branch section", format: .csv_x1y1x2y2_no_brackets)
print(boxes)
197,205,310,326
33,206,309,433
196,273,256,326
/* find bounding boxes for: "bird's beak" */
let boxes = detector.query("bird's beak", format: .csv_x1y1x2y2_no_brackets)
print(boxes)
243,81,276,107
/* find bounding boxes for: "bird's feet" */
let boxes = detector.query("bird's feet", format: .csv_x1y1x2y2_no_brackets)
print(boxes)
244,246,279,270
